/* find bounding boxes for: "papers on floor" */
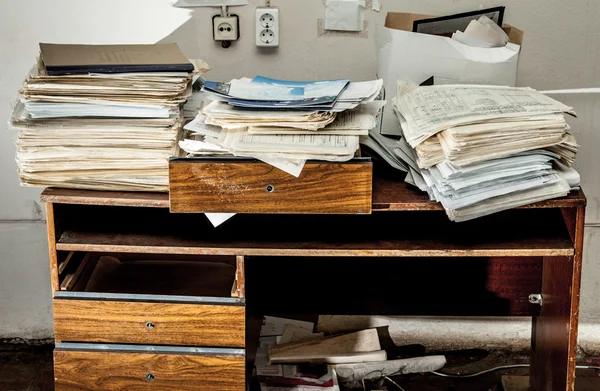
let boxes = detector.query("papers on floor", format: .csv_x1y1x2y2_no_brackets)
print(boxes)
11,43,208,192
178,77,384,176
390,81,580,221
256,317,340,391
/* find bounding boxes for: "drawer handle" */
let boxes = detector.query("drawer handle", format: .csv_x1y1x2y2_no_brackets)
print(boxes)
145,322,155,330
146,373,155,382
266,184,275,193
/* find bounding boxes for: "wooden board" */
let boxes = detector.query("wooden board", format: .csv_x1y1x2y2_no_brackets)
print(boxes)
268,329,380,364
169,160,373,214
46,203,60,292
54,299,245,347
40,177,585,212
54,349,245,391
41,187,170,208
531,207,586,391
371,171,586,211
56,229,574,257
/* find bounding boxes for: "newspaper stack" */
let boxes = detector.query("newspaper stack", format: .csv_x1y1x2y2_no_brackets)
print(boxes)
391,81,580,222
179,76,385,176
11,44,209,192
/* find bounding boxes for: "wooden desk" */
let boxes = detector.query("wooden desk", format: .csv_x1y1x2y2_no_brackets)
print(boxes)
41,177,586,391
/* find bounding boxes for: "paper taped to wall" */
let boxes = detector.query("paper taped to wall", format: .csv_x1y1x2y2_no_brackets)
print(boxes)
172,0,248,7
325,0,365,32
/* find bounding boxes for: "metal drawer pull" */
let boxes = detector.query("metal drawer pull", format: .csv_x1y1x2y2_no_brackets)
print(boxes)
266,184,275,193
145,322,155,330
529,294,543,306
146,373,155,382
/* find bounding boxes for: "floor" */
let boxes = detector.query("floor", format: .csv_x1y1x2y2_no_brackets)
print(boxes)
1,344,599,391
0,344,53,391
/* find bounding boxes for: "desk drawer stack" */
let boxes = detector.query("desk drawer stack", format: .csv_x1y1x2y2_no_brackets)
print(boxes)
44,201,248,391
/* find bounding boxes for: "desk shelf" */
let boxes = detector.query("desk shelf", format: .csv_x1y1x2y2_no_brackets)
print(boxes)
53,206,574,258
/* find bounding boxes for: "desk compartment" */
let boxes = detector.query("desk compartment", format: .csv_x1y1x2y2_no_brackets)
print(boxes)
168,158,373,214
54,253,245,347
54,343,245,391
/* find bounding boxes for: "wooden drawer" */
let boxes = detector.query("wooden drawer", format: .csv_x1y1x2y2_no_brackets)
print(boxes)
169,158,373,214
54,343,245,391
54,297,245,347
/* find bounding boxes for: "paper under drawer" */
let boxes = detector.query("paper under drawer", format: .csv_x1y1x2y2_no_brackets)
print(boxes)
168,158,373,214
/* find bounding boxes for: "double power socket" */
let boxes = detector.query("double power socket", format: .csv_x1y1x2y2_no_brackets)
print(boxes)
212,7,279,47
255,7,279,47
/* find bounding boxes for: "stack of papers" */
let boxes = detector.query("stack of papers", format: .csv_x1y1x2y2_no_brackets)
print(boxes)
179,76,385,176
256,317,340,391
391,81,580,221
11,43,209,192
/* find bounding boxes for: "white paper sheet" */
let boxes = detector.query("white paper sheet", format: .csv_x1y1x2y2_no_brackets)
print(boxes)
172,0,248,7
205,213,236,227
325,0,364,32
372,0,381,12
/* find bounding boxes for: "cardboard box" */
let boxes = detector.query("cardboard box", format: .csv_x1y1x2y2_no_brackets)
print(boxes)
376,12,524,136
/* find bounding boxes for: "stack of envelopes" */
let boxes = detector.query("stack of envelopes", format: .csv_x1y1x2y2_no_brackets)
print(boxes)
179,76,385,176
11,43,209,192
391,81,580,221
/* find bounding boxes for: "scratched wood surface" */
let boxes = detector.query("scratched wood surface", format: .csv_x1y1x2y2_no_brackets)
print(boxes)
54,299,245,347
169,161,373,214
40,181,585,211
54,350,245,391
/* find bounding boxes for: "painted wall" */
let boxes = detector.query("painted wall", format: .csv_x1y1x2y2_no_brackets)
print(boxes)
0,0,598,344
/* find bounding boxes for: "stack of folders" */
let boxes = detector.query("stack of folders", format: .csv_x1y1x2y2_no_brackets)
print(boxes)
390,81,580,222
179,76,386,176
11,43,209,192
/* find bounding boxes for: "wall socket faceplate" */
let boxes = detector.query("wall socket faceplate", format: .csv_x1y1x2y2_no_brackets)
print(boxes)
213,14,240,42
255,7,279,47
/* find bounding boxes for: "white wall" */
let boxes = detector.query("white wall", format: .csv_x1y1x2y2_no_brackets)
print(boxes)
0,0,598,343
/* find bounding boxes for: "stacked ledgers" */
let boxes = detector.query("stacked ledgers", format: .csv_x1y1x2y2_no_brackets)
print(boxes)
391,81,580,222
179,76,385,176
11,43,209,192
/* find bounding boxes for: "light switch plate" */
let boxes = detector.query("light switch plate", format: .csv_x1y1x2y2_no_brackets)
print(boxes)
256,7,279,47
213,15,240,41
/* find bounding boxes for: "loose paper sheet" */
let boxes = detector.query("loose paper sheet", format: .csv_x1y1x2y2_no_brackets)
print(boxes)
172,0,248,7
325,0,364,32
205,213,236,227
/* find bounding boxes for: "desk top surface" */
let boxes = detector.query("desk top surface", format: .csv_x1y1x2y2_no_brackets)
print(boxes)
40,172,586,210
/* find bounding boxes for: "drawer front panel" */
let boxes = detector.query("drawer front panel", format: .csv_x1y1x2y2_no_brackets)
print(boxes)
54,299,245,347
169,161,373,214
54,348,245,391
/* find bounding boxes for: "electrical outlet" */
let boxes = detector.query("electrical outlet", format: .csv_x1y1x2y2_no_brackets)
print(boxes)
213,15,240,42
256,7,279,47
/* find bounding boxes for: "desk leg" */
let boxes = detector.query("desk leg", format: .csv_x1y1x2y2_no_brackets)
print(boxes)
531,207,585,391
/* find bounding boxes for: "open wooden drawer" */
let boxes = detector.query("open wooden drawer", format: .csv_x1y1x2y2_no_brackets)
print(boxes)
168,157,373,214
53,252,245,348
54,343,245,391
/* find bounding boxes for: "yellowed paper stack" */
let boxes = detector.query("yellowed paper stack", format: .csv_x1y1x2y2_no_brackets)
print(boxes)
11,43,209,192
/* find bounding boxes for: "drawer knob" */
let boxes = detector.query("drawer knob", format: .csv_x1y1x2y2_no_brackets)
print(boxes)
266,184,275,193
145,322,155,330
146,373,155,382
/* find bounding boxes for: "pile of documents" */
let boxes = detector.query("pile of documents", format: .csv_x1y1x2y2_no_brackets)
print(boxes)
179,76,385,176
255,316,446,390
391,81,580,221
11,43,208,192
256,316,340,391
